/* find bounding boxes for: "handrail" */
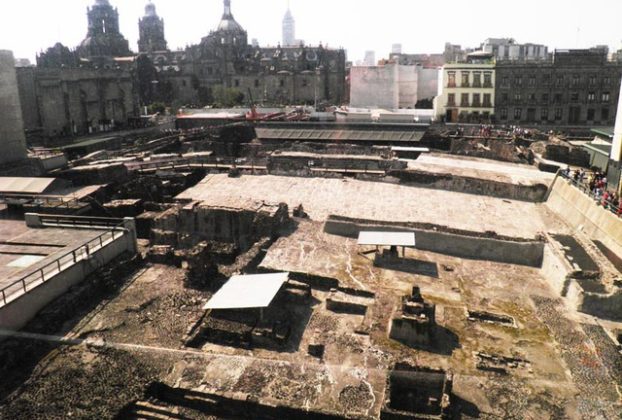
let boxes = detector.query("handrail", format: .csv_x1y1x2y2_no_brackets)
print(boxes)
0,222,127,307
560,172,622,217
38,214,124,229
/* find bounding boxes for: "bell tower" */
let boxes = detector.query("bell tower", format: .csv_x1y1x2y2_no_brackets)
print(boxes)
138,1,168,53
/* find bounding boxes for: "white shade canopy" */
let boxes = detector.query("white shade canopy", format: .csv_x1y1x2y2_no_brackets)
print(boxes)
358,231,416,247
204,272,289,310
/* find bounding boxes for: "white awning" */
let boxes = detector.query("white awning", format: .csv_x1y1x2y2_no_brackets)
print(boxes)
358,231,416,247
204,272,289,310
0,177,58,194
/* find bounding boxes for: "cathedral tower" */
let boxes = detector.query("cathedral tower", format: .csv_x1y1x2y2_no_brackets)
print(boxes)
77,0,131,59
138,1,168,53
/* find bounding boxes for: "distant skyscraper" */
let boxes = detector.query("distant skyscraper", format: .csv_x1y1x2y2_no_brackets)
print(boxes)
282,2,295,46
363,51,376,66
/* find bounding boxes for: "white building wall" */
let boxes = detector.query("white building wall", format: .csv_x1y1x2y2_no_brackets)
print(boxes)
398,65,418,108
350,64,399,109
417,67,439,101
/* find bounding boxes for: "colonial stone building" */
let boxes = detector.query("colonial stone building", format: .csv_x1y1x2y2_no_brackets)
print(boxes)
434,53,495,122
495,48,622,125
139,0,347,106
18,0,138,142
16,0,347,142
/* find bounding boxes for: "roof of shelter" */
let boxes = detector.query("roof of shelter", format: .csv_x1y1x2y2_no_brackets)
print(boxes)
204,272,289,310
358,231,416,247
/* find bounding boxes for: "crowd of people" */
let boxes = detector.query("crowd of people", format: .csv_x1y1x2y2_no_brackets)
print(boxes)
562,167,622,215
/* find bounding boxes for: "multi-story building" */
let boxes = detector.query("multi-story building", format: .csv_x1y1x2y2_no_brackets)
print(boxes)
20,0,346,141
139,0,346,106
434,52,495,122
482,38,549,61
17,0,140,142
282,5,296,47
495,48,622,125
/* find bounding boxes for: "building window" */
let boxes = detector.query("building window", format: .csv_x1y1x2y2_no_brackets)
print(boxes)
603,77,611,85
483,72,492,87
541,108,549,120
529,93,536,102
501,76,509,87
542,74,551,85
447,93,456,106
472,93,481,107
602,107,610,120
461,72,470,87
513,93,522,101
589,75,597,86
514,76,523,86
254,79,260,88
448,72,456,87
587,108,595,121
554,93,562,103
572,74,580,87
528,76,536,86
208,67,213,75
514,107,522,119
555,108,563,120
602,92,610,102
279,79,285,87
483,93,491,107
182,80,187,87
472,72,481,87
570,92,579,102
460,93,469,106
500,108,508,120
556,75,564,86
541,93,549,103
501,92,509,103
587,92,595,103
234,79,240,87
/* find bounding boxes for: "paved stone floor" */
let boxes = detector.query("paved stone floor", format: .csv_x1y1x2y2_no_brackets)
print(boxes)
177,174,556,239
407,153,556,185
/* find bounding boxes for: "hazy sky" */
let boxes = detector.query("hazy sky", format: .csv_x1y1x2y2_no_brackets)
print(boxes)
1,0,622,63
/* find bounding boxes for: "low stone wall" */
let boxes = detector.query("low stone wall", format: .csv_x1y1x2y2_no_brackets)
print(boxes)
389,170,549,202
153,202,289,251
546,177,622,258
324,216,544,267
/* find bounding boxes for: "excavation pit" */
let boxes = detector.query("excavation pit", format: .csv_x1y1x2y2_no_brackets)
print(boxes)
467,310,516,327
382,364,452,419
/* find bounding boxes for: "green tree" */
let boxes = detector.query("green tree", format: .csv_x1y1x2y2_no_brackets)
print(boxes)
212,86,245,107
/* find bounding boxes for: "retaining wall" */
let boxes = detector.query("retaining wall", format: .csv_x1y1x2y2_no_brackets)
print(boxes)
324,216,544,267
389,170,549,202
546,177,622,259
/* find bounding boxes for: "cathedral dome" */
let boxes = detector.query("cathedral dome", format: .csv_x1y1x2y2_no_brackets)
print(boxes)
217,0,244,32
145,1,157,17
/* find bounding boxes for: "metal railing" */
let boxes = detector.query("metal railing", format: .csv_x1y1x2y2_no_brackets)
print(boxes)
0,223,127,307
38,214,124,229
560,172,622,217
0,194,81,208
